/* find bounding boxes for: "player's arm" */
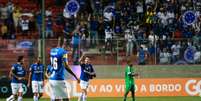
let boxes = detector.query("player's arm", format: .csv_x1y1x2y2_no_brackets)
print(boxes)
63,53,80,83
27,66,32,87
90,65,96,78
131,73,139,77
10,66,21,80
79,54,85,64
83,70,93,75
45,65,52,78
64,63,80,83
9,68,12,79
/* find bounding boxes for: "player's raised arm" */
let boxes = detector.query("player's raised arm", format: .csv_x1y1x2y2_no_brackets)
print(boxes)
63,53,80,83
79,53,85,64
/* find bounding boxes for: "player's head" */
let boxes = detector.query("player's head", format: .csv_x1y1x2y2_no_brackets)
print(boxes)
36,57,42,64
85,57,90,64
17,56,24,64
126,58,133,67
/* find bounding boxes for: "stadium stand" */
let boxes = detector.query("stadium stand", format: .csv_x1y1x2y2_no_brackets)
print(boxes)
0,0,201,67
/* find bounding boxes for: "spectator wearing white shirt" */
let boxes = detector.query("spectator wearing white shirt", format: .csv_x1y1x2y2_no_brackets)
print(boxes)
19,16,30,36
104,26,113,54
160,48,171,64
125,29,135,57
103,9,113,27
0,4,9,21
148,31,158,45
171,42,181,63
136,1,144,21
45,7,52,17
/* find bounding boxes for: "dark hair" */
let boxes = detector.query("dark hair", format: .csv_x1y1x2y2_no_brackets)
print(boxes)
17,56,24,62
126,58,132,64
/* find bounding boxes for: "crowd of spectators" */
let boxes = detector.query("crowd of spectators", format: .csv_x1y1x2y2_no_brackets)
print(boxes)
0,0,201,64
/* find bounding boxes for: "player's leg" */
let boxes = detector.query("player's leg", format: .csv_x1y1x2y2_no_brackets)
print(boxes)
7,83,18,101
82,89,87,101
123,85,131,101
38,81,44,100
50,80,69,101
32,81,39,101
78,80,89,101
131,85,135,101
17,83,24,101
123,90,129,101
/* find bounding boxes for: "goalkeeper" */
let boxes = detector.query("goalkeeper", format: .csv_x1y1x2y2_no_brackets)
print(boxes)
124,59,138,101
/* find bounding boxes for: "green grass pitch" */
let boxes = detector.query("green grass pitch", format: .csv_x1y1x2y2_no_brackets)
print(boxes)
1,97,201,101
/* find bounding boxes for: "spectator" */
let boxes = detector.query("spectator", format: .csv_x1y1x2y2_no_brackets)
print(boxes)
171,41,181,63
148,31,159,45
136,1,144,21
63,21,71,44
124,29,135,57
88,14,99,47
137,46,147,65
0,4,9,22
36,11,42,38
159,48,171,64
103,8,113,27
45,7,52,17
12,7,21,31
71,28,81,64
97,16,105,44
80,23,89,50
19,16,30,36
104,26,113,54
45,17,54,38
1,22,8,39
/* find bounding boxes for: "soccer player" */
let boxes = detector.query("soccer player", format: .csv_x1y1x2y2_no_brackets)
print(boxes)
123,59,138,101
78,54,96,101
6,56,26,101
27,57,45,101
49,37,80,101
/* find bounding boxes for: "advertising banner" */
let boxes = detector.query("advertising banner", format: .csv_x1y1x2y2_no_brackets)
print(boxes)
43,78,201,98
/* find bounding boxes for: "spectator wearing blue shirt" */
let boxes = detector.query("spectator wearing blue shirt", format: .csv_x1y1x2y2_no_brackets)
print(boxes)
36,12,42,38
88,14,99,47
78,54,96,101
137,46,147,65
45,17,54,38
71,27,81,64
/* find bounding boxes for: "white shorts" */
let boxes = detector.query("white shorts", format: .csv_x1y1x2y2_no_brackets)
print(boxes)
32,81,43,93
80,80,89,89
49,80,69,99
11,83,23,95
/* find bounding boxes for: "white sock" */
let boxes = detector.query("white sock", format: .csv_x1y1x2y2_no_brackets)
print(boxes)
34,96,38,101
7,95,14,101
18,96,22,101
78,93,82,101
82,93,86,101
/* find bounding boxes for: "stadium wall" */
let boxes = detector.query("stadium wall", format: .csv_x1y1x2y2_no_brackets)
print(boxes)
42,78,201,98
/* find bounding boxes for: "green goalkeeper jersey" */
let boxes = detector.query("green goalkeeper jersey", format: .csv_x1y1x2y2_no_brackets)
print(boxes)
125,65,135,90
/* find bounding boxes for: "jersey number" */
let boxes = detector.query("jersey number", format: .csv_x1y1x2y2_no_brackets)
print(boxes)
51,57,58,70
